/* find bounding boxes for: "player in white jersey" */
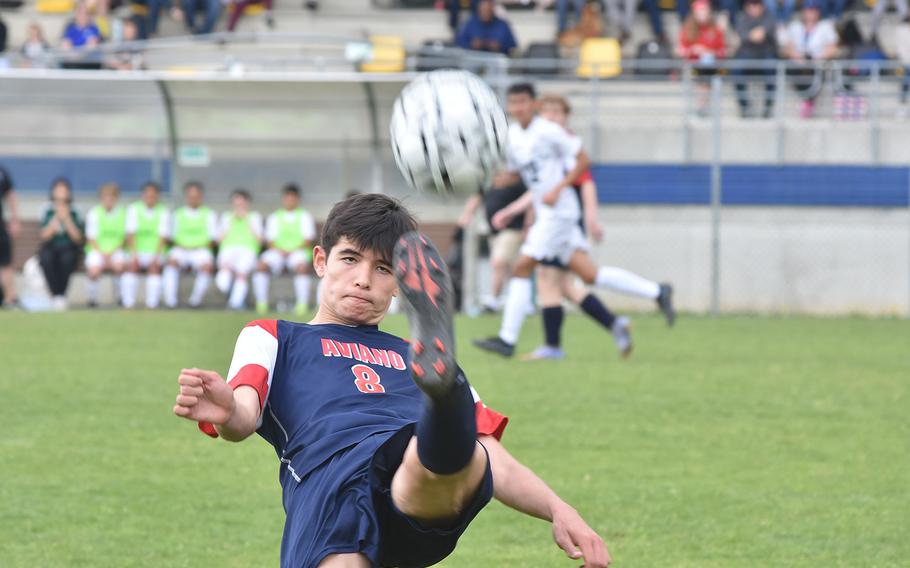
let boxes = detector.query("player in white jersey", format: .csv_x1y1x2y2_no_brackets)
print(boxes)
474,83,666,358
121,181,169,309
163,181,218,308
215,189,264,311
252,183,317,315
521,95,675,360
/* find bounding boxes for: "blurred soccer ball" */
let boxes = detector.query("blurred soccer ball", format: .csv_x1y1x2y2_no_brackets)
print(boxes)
390,70,508,196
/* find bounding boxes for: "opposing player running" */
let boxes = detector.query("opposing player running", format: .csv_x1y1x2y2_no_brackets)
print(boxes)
173,193,610,568
515,94,675,360
474,84,676,358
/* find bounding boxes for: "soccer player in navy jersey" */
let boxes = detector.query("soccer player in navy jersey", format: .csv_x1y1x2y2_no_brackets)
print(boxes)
173,193,610,568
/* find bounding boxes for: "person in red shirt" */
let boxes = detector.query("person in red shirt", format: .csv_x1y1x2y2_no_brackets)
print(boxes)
677,0,726,115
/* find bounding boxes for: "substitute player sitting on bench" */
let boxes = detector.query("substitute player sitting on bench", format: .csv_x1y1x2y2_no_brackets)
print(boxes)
173,193,610,568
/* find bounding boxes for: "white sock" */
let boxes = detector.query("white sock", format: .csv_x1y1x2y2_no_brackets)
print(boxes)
163,265,179,307
189,272,211,307
121,272,138,308
294,275,312,307
215,269,232,294
87,279,99,303
113,275,122,303
146,274,162,309
228,277,249,309
253,272,270,306
596,266,660,299
499,277,532,345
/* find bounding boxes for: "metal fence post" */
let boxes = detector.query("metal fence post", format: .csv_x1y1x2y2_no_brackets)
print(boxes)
870,63,881,164
683,64,693,163
462,216,479,317
775,61,786,164
710,75,723,316
590,70,602,159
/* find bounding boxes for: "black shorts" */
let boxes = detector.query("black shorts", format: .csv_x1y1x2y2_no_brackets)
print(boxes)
280,424,494,568
0,228,11,267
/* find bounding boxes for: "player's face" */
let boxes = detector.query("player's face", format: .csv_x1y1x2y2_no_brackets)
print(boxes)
232,195,249,216
185,186,203,208
141,186,159,207
282,192,299,210
539,102,567,128
507,93,535,126
100,189,118,210
312,237,397,326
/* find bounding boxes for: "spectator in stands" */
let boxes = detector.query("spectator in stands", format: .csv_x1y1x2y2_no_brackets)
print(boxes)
162,181,217,308
448,0,478,37
146,0,184,37
105,18,145,70
556,0,585,35
456,0,518,55
180,0,224,35
872,0,907,36
39,177,84,311
678,0,738,28
122,181,169,309
84,182,127,308
227,0,275,32
604,0,637,43
676,0,726,115
61,2,103,51
780,0,839,118
0,165,20,308
898,16,910,117
21,22,51,66
457,172,527,313
733,0,778,119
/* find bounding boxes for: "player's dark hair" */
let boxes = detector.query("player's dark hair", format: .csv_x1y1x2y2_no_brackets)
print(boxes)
183,180,204,193
321,193,417,263
142,181,161,193
507,82,536,99
283,183,301,197
49,176,73,203
231,189,252,201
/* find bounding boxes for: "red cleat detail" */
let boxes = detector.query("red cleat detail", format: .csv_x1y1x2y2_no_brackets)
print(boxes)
414,341,424,355
434,337,445,352
433,359,446,375
412,362,425,378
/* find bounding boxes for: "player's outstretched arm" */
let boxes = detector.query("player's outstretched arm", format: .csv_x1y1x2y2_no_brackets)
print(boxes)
491,191,533,231
172,368,260,442
480,435,611,568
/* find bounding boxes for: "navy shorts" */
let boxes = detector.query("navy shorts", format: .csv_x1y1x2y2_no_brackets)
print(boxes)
0,228,10,267
280,424,494,568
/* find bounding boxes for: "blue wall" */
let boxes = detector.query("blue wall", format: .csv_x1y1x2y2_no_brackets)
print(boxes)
591,164,910,207
0,157,171,196
2,157,908,207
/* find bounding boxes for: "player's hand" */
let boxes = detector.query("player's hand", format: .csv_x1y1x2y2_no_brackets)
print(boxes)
586,219,604,243
173,368,235,426
491,210,512,231
551,503,611,567
542,186,563,207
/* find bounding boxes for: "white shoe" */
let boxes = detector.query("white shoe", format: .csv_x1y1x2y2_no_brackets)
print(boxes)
52,296,68,311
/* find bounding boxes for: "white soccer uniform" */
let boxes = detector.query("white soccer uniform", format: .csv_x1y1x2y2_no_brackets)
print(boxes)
260,209,317,275
84,208,126,269
125,205,169,268
216,212,264,275
167,208,218,270
507,116,588,266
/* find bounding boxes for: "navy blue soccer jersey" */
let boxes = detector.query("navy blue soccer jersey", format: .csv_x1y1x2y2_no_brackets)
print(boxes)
199,320,508,482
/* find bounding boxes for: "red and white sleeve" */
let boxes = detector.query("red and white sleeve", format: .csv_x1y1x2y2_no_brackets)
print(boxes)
198,320,279,438
470,386,509,441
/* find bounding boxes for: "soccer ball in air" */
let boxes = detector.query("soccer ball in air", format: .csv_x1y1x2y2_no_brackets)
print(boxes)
390,70,508,196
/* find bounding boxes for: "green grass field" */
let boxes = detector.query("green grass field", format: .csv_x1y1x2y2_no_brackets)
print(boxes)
1,311,908,567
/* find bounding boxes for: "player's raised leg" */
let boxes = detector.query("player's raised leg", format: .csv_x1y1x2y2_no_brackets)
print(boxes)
597,266,675,326
392,231,489,522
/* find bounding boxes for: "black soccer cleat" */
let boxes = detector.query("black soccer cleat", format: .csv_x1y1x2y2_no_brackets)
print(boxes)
393,231,460,398
472,336,515,358
656,283,675,327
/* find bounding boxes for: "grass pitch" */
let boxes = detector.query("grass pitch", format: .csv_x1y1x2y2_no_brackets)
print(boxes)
1,311,907,567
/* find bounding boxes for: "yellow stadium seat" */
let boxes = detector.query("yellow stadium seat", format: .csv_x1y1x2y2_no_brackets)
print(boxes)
36,0,75,13
576,37,622,79
361,36,406,74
